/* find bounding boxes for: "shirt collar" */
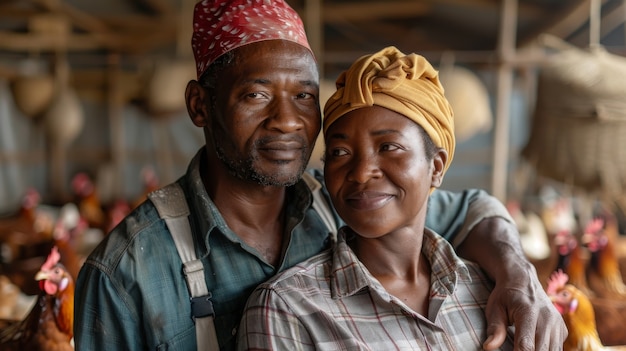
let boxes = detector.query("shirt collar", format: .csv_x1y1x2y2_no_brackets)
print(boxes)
330,227,471,299
181,148,315,258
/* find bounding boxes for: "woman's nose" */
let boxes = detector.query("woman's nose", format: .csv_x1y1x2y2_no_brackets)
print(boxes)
347,153,382,184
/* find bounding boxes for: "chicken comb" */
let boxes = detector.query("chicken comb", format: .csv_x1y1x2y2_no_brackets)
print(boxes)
21,187,41,208
547,269,569,295
584,217,604,234
71,172,94,195
41,246,61,271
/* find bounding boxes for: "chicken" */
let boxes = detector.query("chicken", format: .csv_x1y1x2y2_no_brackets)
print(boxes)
541,196,577,238
0,188,52,264
71,172,105,231
105,199,131,234
131,165,160,210
0,276,36,321
547,270,626,351
506,200,550,261
534,195,591,293
554,228,591,295
583,216,626,299
0,246,74,351
0,189,57,296
52,203,104,280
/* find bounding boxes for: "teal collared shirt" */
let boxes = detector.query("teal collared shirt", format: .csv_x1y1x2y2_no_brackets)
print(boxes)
74,148,492,351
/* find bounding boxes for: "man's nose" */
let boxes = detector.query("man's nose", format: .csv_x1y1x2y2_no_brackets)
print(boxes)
265,97,304,133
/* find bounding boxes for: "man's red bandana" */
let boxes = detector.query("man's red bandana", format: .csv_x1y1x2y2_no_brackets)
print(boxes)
192,0,313,80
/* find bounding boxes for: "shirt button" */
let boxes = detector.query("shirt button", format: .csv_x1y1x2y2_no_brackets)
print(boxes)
232,327,237,336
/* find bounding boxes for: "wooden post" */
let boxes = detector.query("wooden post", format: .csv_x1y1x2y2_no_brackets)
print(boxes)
107,54,125,199
305,0,323,78
491,0,518,201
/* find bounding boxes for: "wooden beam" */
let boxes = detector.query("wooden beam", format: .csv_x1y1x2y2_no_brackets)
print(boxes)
0,31,105,51
98,14,177,31
134,0,175,16
533,0,611,41
569,1,626,45
34,0,111,34
322,2,431,22
0,27,176,53
0,4,41,19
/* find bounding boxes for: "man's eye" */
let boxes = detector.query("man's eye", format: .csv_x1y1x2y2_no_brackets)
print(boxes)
296,92,314,99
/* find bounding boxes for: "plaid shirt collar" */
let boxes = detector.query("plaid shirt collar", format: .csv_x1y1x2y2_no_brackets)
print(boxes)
330,226,471,300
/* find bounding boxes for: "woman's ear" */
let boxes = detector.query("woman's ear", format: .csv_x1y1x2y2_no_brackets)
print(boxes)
430,148,448,188
185,80,210,127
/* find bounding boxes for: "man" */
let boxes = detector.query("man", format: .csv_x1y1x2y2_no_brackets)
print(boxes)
74,1,566,350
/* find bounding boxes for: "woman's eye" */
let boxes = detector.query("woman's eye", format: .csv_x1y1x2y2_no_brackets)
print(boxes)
329,148,348,157
246,92,263,99
380,143,400,152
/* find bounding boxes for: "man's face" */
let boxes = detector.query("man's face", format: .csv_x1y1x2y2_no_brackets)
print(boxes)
207,40,321,187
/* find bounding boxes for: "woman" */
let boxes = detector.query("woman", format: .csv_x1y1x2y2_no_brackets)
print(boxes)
237,46,514,350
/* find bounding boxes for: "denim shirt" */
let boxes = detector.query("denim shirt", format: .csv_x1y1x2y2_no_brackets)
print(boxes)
74,148,493,351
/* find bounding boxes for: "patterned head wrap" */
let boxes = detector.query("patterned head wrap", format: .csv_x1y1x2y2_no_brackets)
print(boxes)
323,46,455,173
192,0,313,79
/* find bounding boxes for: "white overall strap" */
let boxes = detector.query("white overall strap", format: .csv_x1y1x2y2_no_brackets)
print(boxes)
302,172,337,243
148,183,220,351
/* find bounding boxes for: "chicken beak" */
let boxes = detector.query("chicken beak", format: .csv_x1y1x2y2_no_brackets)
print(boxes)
34,270,50,281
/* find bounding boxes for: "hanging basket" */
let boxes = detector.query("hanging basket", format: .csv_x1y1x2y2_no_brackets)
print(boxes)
10,75,55,120
143,59,196,119
439,66,493,142
522,42,626,197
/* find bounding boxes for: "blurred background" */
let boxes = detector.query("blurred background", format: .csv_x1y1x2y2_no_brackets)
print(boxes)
1,0,626,345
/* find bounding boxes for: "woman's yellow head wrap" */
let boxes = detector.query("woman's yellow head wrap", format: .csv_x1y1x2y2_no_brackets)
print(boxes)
323,46,455,173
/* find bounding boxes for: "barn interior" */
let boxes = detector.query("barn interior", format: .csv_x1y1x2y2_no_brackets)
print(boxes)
1,0,626,347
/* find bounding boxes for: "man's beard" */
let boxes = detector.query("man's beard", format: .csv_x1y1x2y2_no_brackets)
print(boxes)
213,137,311,187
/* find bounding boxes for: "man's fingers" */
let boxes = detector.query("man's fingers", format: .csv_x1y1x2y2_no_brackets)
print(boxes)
483,309,507,350
512,312,536,351
483,323,507,350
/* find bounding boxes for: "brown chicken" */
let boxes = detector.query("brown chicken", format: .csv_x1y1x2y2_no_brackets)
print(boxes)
554,228,592,295
0,246,74,351
105,199,131,234
548,270,626,350
131,165,160,210
71,172,105,231
0,188,52,263
583,216,626,299
52,203,90,281
0,276,36,321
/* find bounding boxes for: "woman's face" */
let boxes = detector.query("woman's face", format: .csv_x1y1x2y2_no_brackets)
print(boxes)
323,106,446,238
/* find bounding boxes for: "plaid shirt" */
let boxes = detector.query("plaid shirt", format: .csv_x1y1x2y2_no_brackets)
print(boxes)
238,228,515,351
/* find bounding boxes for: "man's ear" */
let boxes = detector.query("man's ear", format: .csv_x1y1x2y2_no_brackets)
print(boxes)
185,80,210,127
430,149,448,188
